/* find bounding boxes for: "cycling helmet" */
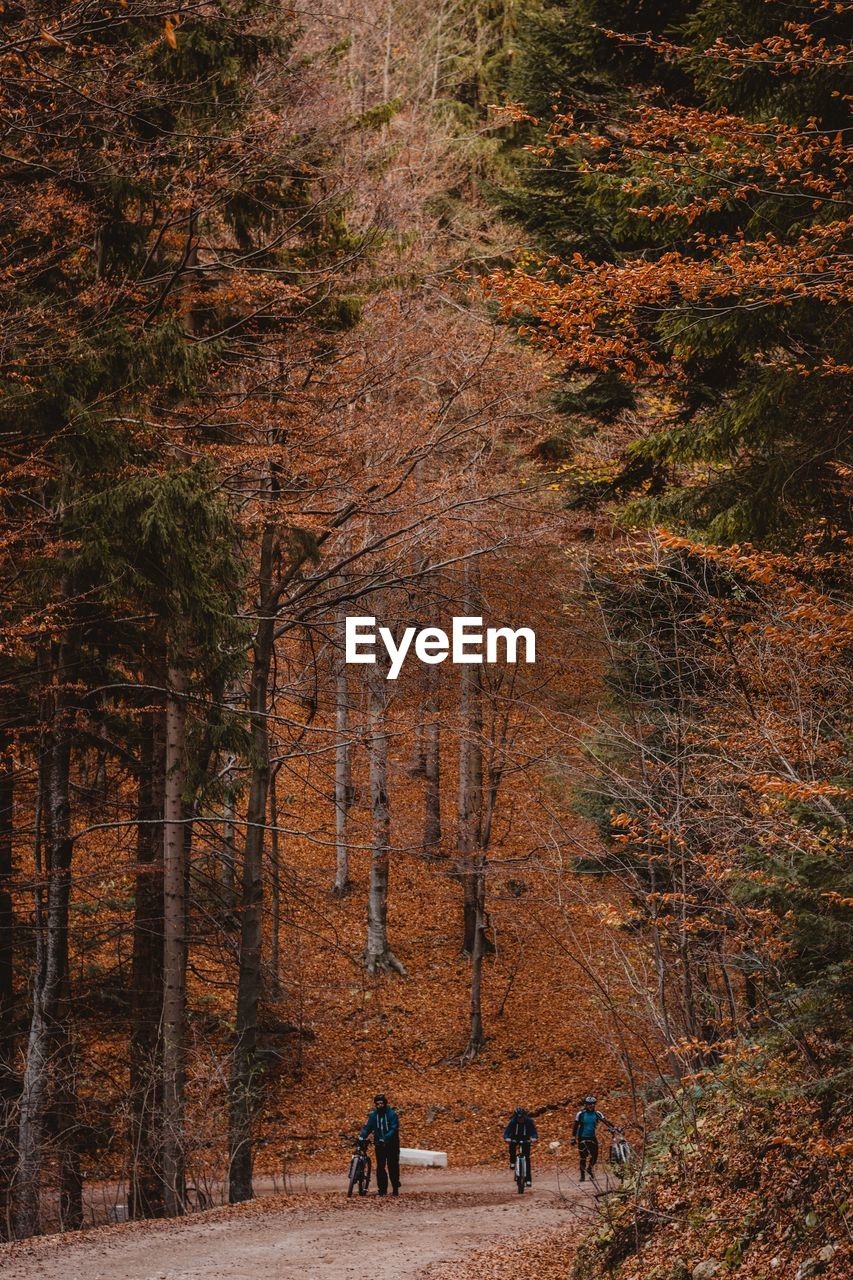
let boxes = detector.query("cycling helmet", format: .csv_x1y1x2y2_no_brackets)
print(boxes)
373,1094,387,1106
584,1096,597,1105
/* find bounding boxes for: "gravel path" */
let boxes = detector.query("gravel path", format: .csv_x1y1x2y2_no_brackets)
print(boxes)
0,1167,594,1279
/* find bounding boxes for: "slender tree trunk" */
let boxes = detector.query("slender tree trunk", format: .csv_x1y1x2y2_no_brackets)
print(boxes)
457,560,487,1059
407,641,427,777
716,938,739,1034
161,665,187,1218
333,608,351,896
365,647,405,977
0,743,13,1059
382,4,393,102
430,0,446,102
269,767,281,997
423,661,442,852
462,853,487,1061
228,521,277,1204
129,705,166,1218
221,756,237,913
458,563,483,958
55,1019,81,1230
14,643,76,1238
226,450,340,1201
0,742,15,1238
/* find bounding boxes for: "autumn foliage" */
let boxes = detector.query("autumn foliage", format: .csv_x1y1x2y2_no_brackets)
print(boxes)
0,2,850,1279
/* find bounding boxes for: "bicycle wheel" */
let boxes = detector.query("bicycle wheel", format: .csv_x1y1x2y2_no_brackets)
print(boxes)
516,1156,526,1194
347,1156,361,1198
358,1156,371,1196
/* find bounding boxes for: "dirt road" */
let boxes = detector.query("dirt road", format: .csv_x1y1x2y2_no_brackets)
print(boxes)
0,1167,593,1280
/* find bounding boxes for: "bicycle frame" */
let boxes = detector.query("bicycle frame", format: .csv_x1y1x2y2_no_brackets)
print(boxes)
512,1140,531,1193
609,1131,632,1166
347,1138,372,1197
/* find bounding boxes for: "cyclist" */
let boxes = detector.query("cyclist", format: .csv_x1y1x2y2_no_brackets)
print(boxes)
503,1107,538,1186
360,1093,401,1197
571,1096,615,1181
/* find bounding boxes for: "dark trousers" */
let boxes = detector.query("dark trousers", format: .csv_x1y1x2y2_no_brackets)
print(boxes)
509,1139,532,1181
579,1137,598,1174
375,1139,400,1193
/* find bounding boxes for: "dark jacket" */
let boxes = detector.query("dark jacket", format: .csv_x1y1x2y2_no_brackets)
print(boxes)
503,1111,538,1142
360,1106,399,1146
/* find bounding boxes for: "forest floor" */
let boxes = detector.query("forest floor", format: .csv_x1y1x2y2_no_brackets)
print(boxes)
0,1168,591,1279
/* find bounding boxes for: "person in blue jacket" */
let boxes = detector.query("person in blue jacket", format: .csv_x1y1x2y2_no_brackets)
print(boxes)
360,1094,401,1196
571,1096,615,1181
503,1107,538,1185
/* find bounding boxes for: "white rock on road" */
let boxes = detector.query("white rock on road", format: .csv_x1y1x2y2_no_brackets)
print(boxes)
399,1147,447,1167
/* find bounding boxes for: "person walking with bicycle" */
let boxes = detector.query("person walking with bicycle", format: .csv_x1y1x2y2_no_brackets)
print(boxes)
571,1095,615,1181
360,1093,401,1197
503,1107,538,1187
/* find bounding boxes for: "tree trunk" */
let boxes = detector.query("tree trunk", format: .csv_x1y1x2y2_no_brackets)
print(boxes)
129,705,166,1219
458,562,483,958
161,664,187,1218
422,661,442,852
382,3,392,102
0,742,16,1238
407,658,427,777
228,521,277,1204
462,853,487,1061
365,652,405,977
221,756,237,913
0,743,13,1062
269,767,281,997
430,0,446,102
333,608,351,896
457,560,487,1059
14,644,76,1238
55,1025,81,1230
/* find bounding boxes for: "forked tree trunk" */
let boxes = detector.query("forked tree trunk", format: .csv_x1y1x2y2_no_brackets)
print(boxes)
15,643,76,1238
365,649,405,977
228,519,277,1204
161,665,187,1218
129,704,166,1219
0,742,15,1237
422,661,442,852
333,608,351,896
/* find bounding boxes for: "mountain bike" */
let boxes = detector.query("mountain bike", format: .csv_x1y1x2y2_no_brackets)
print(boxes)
608,1128,632,1178
347,1136,371,1197
512,1141,530,1195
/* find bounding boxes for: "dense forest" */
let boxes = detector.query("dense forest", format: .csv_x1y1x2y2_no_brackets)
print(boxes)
0,2,850,1279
